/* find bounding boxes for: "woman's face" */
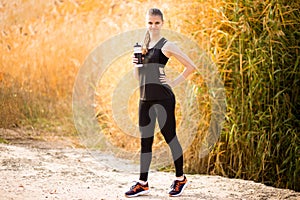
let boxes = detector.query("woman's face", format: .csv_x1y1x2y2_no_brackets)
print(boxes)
146,14,163,35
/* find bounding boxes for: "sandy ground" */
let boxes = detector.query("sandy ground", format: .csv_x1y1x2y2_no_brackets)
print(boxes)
0,129,300,200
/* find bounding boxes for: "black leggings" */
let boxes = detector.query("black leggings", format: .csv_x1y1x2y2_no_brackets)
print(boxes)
139,96,183,181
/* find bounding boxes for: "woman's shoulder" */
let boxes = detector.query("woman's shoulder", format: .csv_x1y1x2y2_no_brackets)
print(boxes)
162,40,181,57
162,39,179,49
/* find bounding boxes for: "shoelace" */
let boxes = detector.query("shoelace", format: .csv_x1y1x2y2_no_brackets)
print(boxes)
170,181,181,191
130,181,139,190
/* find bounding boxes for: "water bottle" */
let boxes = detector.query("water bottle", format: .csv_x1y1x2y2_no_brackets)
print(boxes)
133,42,143,67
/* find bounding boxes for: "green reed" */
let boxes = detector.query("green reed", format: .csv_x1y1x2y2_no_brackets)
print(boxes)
203,0,300,191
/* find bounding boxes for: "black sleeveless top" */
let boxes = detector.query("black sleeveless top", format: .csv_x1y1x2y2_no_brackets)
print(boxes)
138,37,174,101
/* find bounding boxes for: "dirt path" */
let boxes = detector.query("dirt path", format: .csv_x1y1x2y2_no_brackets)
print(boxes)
0,129,299,200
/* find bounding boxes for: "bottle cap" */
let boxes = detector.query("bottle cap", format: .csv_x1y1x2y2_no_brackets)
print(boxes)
134,42,141,48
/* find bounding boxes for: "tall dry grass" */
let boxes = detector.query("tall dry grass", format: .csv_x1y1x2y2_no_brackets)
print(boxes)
1,0,299,191
1,0,141,131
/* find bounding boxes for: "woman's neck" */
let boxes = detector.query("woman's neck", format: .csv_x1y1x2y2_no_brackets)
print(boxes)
149,34,162,47
151,34,162,42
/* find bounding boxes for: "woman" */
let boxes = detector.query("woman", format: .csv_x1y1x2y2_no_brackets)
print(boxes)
125,8,196,198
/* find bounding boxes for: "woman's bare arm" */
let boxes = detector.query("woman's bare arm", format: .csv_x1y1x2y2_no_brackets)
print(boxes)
160,42,196,87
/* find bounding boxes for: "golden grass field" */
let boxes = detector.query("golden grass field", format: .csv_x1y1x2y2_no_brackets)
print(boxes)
1,0,219,158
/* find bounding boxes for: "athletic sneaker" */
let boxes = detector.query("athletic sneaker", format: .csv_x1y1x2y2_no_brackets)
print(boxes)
169,176,189,197
125,181,150,198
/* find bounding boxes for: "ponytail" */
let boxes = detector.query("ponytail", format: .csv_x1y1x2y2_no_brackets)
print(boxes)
142,30,150,55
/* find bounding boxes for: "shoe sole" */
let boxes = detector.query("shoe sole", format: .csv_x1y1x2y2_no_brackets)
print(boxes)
169,181,190,197
125,190,150,198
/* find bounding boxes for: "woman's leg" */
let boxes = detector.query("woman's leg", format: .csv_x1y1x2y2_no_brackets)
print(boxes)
155,97,184,177
139,100,156,181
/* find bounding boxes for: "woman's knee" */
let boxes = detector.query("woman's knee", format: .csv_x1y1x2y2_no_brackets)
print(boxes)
141,137,154,153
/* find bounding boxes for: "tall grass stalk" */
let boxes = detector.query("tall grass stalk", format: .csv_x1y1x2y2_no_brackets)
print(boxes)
201,0,300,191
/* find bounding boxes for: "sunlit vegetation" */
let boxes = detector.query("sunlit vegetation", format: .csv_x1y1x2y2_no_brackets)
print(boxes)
1,0,299,191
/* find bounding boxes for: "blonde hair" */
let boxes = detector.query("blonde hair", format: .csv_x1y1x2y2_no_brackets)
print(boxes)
142,8,164,55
